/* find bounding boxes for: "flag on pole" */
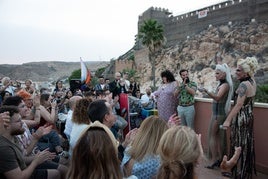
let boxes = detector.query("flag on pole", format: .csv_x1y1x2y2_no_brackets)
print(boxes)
80,57,91,84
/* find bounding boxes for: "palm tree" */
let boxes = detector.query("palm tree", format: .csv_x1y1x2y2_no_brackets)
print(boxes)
138,19,165,90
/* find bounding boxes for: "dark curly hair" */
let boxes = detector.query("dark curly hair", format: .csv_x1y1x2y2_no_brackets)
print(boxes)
72,98,93,124
161,70,175,82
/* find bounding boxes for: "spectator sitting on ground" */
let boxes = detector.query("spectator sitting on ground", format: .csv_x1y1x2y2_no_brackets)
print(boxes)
104,89,128,139
0,106,61,179
156,125,242,179
63,95,82,140
87,99,137,161
69,98,93,156
16,90,41,128
24,79,35,94
3,96,68,163
122,116,168,178
67,121,137,179
0,76,16,96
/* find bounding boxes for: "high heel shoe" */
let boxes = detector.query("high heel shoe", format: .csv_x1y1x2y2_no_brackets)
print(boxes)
205,160,221,169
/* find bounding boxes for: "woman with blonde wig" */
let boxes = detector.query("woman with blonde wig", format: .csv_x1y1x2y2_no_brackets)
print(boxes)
223,56,259,178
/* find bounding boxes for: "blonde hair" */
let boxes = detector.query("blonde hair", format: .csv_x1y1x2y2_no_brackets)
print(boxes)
128,115,168,161
157,126,200,179
2,77,10,86
237,56,258,77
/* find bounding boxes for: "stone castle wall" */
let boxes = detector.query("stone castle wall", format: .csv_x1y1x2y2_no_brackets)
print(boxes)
138,0,268,47
113,0,268,80
115,59,134,73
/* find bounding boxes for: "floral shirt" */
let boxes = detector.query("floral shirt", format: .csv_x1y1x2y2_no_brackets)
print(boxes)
178,81,197,106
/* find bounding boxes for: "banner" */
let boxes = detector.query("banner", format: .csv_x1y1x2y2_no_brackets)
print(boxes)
198,9,208,18
80,57,91,84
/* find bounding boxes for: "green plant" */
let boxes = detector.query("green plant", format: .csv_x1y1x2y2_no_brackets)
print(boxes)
122,69,137,79
255,84,268,103
69,69,81,81
90,76,99,87
138,19,165,90
95,67,106,78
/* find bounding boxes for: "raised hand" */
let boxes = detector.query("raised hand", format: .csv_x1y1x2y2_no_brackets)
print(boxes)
196,133,205,164
0,111,10,128
122,128,138,148
33,94,41,108
168,113,181,127
220,147,242,173
33,125,53,139
51,99,57,109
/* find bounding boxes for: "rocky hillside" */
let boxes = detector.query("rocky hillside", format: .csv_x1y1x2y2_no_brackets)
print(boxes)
136,21,268,95
0,61,109,82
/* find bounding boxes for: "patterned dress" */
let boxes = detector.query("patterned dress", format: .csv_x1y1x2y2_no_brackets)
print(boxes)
122,149,160,179
154,81,178,121
231,95,256,179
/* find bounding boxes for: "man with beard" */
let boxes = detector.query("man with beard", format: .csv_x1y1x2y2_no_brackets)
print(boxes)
174,69,197,130
2,96,68,178
0,106,60,179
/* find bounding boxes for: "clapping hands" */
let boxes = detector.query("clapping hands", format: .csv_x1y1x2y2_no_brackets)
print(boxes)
168,113,181,127
33,124,53,140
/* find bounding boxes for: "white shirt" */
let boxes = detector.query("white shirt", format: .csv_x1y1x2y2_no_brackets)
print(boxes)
141,94,154,109
124,79,130,91
69,123,89,156
140,94,153,104
64,110,73,139
5,86,16,96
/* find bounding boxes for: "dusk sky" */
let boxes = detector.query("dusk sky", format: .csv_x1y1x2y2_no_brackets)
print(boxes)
0,0,224,64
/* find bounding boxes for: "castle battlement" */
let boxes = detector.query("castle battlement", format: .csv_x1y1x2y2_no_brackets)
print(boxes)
137,0,268,47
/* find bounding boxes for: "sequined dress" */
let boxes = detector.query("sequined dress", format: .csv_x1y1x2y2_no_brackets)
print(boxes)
231,95,256,179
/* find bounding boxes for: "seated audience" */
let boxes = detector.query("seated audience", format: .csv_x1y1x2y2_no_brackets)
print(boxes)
122,115,168,178
156,126,242,179
63,96,82,140
24,79,35,94
67,121,130,179
69,98,92,156
0,106,60,179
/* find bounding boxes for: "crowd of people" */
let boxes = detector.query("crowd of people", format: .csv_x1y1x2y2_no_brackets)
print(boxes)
0,56,259,179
